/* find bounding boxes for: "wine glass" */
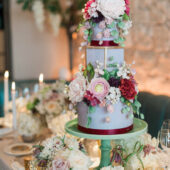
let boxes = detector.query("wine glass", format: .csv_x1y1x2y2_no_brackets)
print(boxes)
161,119,170,130
158,129,170,152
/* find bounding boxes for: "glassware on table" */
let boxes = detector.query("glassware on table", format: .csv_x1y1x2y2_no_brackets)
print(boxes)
158,129,170,151
161,119,170,130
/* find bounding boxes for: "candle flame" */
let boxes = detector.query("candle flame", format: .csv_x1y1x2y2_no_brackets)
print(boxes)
11,82,16,91
39,73,44,83
4,71,9,79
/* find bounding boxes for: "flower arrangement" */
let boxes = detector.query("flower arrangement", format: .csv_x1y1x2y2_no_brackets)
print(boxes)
65,61,144,123
18,111,43,137
31,135,91,170
79,0,132,46
27,81,67,118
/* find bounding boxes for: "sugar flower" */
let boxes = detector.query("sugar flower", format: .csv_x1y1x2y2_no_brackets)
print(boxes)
97,0,126,19
88,78,110,101
106,87,121,104
117,62,132,79
119,79,137,100
68,74,87,103
99,20,106,29
103,29,111,38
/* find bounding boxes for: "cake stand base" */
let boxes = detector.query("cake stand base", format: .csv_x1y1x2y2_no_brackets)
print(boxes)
65,118,148,169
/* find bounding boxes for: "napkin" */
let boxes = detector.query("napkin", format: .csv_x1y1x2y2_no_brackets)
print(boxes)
11,161,25,170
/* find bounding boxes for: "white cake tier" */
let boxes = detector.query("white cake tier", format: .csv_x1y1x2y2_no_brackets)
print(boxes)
86,46,124,71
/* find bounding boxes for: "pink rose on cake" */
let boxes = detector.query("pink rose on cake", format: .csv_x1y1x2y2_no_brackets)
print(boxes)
68,74,87,103
97,0,126,19
52,158,70,170
88,78,110,101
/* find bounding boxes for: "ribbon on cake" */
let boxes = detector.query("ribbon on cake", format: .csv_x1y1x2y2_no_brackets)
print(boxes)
91,40,119,47
78,124,133,135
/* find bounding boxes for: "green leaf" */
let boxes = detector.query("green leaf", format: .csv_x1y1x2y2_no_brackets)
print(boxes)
83,69,87,78
122,107,128,114
109,70,116,77
120,97,125,103
87,36,91,43
27,102,34,111
123,13,130,21
118,22,125,29
88,106,96,113
86,117,92,128
107,22,115,29
134,100,141,108
102,69,110,80
84,30,89,35
111,30,119,37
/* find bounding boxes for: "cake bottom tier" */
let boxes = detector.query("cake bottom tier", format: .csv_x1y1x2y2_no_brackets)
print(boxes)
77,102,134,135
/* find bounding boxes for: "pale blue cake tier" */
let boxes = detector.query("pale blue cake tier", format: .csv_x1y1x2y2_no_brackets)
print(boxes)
91,22,118,41
77,102,133,130
86,47,124,71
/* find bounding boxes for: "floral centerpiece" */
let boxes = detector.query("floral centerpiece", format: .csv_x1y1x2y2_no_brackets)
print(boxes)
79,0,132,46
65,61,144,126
31,135,92,170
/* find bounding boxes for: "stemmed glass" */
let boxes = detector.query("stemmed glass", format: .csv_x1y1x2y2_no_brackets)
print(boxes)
158,129,170,151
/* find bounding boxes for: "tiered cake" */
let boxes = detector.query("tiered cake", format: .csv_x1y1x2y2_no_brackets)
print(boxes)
66,0,143,135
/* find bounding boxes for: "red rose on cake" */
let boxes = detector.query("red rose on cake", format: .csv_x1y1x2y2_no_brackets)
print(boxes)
119,79,137,100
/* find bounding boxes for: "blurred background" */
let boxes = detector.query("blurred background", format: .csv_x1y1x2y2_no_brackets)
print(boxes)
0,0,169,96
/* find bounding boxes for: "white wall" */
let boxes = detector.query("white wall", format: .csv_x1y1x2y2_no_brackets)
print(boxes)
10,1,69,80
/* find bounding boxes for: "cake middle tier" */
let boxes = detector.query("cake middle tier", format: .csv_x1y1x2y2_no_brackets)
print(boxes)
86,46,124,71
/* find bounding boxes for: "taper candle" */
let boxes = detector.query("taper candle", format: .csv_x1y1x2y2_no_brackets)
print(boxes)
4,71,9,113
11,82,17,130
39,73,44,89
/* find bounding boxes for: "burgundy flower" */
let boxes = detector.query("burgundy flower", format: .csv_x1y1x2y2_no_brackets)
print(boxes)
110,147,123,164
92,11,104,23
108,77,121,88
119,79,137,100
124,0,130,15
84,91,100,107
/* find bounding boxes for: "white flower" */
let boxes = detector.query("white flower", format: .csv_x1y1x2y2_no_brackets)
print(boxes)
49,13,61,36
122,20,132,36
106,87,121,104
18,112,42,136
117,62,132,79
32,0,45,31
97,0,126,19
68,74,87,103
64,137,79,150
95,61,104,76
88,2,98,18
68,150,91,170
101,166,124,170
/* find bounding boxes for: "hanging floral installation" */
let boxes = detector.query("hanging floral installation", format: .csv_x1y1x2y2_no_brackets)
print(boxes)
16,0,87,35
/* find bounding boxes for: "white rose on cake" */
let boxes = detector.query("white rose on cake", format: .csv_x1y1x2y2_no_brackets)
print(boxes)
97,0,126,19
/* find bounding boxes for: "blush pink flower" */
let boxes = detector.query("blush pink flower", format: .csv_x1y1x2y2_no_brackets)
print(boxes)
103,29,111,38
99,21,106,29
52,159,70,170
68,74,87,103
88,78,110,101
96,32,103,39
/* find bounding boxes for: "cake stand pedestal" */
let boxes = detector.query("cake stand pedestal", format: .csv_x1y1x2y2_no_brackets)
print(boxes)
65,118,148,170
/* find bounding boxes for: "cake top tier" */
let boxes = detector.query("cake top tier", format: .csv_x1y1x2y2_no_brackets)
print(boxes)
80,0,132,47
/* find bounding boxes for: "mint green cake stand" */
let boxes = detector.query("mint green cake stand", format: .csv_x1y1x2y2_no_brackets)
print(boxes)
65,118,147,170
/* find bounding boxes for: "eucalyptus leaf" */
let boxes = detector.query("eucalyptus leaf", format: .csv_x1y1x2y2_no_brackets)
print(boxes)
118,22,125,29
111,30,119,37
88,106,96,113
123,13,130,21
140,113,145,119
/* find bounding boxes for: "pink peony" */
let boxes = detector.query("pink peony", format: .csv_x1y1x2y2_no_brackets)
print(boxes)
88,78,110,101
96,32,103,39
103,29,111,38
68,74,87,103
99,21,106,29
52,159,70,170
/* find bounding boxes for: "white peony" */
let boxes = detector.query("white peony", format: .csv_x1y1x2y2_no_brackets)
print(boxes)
68,73,87,104
97,0,126,19
68,150,91,170
101,166,124,170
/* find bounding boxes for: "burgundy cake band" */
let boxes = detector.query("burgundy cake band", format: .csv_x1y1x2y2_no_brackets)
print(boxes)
91,40,119,47
78,124,133,135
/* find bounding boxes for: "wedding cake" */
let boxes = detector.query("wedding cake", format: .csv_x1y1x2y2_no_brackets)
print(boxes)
66,0,143,135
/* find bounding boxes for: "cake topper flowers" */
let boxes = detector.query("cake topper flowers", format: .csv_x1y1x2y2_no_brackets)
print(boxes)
79,0,132,47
